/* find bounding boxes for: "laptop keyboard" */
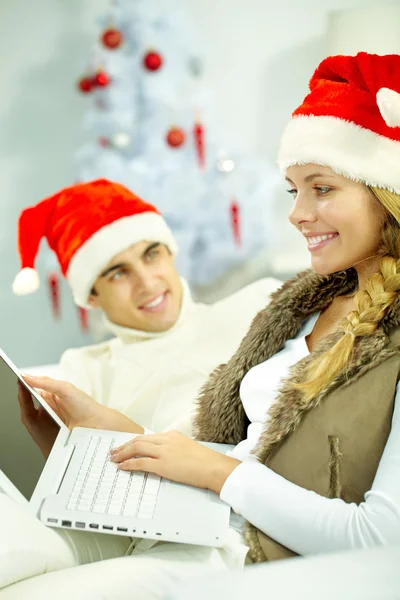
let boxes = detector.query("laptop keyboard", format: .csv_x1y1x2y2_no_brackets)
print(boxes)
67,436,161,520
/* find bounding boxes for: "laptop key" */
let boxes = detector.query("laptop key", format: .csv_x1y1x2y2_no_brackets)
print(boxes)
107,506,122,515
93,504,107,514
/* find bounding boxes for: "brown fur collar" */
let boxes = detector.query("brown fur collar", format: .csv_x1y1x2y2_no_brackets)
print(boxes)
194,268,400,450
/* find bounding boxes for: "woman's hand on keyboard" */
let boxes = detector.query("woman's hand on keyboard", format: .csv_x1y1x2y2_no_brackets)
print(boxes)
110,431,242,494
22,375,144,435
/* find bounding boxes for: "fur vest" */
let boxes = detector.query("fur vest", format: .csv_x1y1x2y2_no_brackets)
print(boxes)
194,269,400,562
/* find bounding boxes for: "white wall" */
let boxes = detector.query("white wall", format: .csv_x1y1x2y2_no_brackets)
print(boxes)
0,0,108,366
0,0,387,365
184,0,384,161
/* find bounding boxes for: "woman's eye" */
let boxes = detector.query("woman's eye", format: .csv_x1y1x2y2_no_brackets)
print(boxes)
286,188,297,197
315,186,332,195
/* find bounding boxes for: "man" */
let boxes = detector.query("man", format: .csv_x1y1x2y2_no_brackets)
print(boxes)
13,178,281,436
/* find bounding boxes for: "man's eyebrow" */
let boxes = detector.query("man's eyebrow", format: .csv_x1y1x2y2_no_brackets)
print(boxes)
99,243,161,278
285,172,335,185
99,263,125,278
142,242,161,257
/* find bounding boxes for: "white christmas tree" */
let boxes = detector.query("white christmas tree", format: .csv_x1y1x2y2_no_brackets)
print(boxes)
75,0,280,292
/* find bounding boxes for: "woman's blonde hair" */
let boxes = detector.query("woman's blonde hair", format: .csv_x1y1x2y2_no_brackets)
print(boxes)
295,186,400,403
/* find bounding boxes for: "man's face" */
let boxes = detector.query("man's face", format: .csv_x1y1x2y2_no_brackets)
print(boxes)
88,241,183,333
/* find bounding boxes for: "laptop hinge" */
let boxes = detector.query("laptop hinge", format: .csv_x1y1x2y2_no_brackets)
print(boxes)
51,442,75,495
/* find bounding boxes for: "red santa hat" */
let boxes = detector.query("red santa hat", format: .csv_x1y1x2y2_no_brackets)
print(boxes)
278,52,400,193
13,178,178,308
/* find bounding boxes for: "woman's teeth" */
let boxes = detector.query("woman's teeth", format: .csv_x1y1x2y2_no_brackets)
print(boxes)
308,233,337,246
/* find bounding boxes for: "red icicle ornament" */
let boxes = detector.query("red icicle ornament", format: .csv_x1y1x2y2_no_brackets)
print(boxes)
230,199,241,247
78,307,89,334
193,120,205,169
48,272,61,319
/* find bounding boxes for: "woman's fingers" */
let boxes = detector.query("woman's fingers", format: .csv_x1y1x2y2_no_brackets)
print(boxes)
110,434,166,456
117,456,157,473
17,382,37,419
39,390,60,413
19,380,60,415
111,440,161,464
39,389,53,402
23,375,75,399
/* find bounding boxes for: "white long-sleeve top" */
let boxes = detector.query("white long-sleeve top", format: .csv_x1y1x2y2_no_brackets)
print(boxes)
221,313,400,555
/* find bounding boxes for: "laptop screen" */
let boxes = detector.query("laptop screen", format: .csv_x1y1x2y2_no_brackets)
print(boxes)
0,356,60,500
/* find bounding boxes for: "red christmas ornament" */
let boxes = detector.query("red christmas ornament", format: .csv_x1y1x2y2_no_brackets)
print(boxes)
78,307,89,334
98,137,110,147
77,76,93,94
230,199,241,247
101,27,123,50
166,127,186,148
48,272,61,319
193,120,205,169
143,50,163,72
94,70,110,87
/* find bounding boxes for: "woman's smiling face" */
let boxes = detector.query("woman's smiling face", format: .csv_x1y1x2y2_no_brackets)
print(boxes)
286,164,386,276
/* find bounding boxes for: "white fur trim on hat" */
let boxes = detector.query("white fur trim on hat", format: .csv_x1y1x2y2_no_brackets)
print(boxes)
67,212,178,308
12,267,40,295
278,115,400,194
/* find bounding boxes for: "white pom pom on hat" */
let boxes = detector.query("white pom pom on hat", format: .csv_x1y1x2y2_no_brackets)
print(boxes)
12,267,40,295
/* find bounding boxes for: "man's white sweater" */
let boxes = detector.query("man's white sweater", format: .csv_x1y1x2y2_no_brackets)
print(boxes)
60,278,281,435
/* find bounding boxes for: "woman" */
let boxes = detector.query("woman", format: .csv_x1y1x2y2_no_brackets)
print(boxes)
10,51,400,596
110,51,400,560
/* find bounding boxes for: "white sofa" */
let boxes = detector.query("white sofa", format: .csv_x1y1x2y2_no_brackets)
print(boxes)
168,545,400,600
0,492,131,597
2,511,399,600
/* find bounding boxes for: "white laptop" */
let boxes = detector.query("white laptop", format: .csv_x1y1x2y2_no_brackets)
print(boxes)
0,348,232,547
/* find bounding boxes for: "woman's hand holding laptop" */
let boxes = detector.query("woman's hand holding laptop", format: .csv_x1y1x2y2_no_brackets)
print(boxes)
17,380,60,458
19,375,144,455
